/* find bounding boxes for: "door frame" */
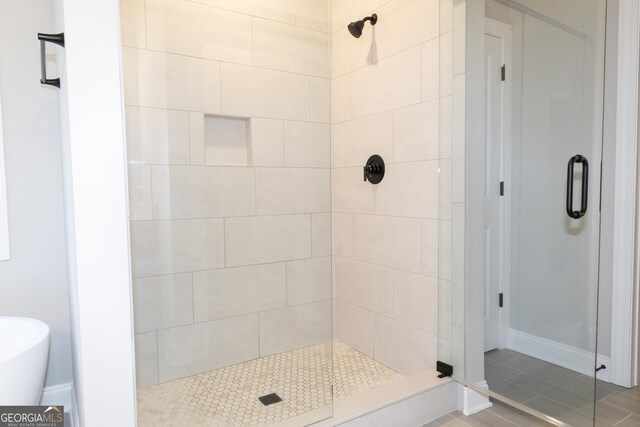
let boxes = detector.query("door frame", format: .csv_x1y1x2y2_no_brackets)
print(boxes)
484,18,513,350
611,0,640,388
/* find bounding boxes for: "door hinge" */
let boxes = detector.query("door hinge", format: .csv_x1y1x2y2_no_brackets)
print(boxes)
501,64,506,81
499,292,504,308
500,181,505,196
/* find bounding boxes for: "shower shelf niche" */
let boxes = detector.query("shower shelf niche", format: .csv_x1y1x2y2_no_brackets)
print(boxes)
204,114,250,166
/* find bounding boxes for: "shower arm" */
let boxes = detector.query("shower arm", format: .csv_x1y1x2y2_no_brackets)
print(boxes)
361,14,378,26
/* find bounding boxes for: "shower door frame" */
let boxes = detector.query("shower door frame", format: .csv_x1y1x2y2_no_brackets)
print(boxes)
458,0,640,417
610,0,640,389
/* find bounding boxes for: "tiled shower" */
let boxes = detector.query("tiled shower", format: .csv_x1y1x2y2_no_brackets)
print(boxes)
122,0,453,424
124,0,333,387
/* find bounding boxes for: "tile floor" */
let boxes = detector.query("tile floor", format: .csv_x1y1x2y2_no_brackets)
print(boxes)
136,340,403,427
425,349,640,427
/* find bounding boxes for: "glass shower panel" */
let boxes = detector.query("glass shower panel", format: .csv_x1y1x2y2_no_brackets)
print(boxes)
456,0,607,425
120,0,333,425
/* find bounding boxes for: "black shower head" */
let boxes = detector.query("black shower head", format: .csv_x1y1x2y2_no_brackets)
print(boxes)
348,14,377,38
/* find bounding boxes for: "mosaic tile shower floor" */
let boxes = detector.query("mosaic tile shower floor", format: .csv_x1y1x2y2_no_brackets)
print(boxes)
137,340,404,427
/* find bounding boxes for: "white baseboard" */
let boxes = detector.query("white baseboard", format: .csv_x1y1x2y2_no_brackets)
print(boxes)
457,381,492,416
507,329,611,382
40,382,78,427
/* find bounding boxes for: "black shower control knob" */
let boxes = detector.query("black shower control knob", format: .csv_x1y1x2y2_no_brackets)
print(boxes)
363,155,385,184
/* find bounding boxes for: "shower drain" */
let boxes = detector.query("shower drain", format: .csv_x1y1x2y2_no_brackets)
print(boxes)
258,393,283,406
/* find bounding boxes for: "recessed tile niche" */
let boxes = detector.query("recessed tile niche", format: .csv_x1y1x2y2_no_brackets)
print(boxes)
205,115,250,166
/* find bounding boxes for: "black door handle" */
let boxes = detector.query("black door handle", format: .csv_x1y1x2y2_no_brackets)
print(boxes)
38,32,65,88
566,154,589,219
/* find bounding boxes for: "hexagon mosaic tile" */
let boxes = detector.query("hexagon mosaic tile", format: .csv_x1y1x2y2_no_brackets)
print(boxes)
137,340,403,426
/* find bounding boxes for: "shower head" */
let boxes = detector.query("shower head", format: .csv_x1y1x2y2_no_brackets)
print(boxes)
348,14,378,38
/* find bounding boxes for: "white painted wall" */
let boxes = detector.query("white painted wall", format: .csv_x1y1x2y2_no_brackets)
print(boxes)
55,0,137,424
0,0,73,389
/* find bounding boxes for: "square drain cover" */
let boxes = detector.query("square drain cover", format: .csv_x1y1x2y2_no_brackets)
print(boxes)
258,393,283,406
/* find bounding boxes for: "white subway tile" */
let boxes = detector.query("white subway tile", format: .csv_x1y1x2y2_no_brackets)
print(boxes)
146,0,252,64
296,15,329,33
375,0,439,60
286,257,332,305
334,257,393,317
374,315,437,375
157,315,259,382
310,77,331,123
128,165,153,221
259,300,331,356
373,161,439,219
422,37,440,102
189,113,205,165
332,111,392,168
440,0,453,34
439,219,452,281
256,168,330,215
225,215,311,267
331,73,352,123
439,158,452,219
130,219,225,277
440,32,453,97
394,270,438,334
312,213,332,257
331,27,372,78
352,47,422,118
121,0,146,48
133,273,194,333
353,214,422,273
331,167,374,214
220,63,309,121
151,166,255,220
422,219,439,277
193,264,286,322
392,101,439,162
125,107,190,165
439,279,452,341
135,332,158,387
203,0,296,24
332,213,354,258
250,118,284,167
252,18,329,77
205,0,327,24
334,299,374,358
284,122,331,168
122,47,221,113
439,96,453,159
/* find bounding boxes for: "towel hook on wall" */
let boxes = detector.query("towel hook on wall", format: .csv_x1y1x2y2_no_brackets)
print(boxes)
37,33,65,88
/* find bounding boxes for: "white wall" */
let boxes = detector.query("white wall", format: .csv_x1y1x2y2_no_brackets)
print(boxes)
55,0,137,425
0,0,73,389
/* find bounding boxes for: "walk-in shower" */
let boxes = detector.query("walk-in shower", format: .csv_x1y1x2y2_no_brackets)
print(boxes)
122,0,455,425
121,0,620,425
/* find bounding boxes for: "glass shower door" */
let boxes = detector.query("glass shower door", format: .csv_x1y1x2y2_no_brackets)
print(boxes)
465,1,608,425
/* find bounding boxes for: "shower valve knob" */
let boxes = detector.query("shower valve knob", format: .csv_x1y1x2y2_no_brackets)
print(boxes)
363,155,385,184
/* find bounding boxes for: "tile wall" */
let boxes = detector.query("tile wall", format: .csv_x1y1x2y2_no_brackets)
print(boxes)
330,0,453,376
121,0,332,387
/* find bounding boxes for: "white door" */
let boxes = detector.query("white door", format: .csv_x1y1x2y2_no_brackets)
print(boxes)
484,21,510,352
